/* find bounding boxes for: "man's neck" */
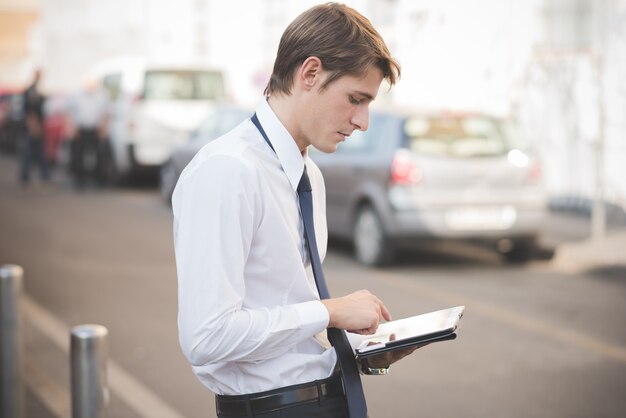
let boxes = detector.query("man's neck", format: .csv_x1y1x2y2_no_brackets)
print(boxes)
266,94,308,153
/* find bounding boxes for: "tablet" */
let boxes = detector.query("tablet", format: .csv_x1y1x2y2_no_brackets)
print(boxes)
354,306,465,359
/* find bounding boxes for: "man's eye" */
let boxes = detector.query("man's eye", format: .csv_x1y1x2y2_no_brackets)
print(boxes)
349,96,361,105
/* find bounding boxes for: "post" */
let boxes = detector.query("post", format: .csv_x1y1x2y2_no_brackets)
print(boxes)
71,324,109,418
591,0,607,241
0,265,24,418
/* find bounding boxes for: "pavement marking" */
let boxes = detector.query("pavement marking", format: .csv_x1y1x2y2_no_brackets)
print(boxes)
24,357,71,418
22,295,187,418
375,270,626,365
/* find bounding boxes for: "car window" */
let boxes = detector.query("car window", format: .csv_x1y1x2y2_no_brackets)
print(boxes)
143,70,225,100
102,74,121,100
192,109,248,143
500,121,532,152
404,116,512,157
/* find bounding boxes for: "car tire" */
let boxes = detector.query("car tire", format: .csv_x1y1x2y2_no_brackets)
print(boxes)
353,205,394,266
502,238,536,264
104,153,128,187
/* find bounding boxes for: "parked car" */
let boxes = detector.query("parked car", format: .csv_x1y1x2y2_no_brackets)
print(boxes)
309,109,548,266
159,104,250,202
90,57,227,183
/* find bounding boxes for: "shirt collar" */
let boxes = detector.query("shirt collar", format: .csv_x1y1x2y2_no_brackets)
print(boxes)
255,98,305,192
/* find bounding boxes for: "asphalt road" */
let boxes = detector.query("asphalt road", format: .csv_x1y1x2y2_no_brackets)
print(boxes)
1,155,625,418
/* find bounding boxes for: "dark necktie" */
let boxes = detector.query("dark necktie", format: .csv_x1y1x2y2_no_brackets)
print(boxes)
297,168,368,418
251,113,368,418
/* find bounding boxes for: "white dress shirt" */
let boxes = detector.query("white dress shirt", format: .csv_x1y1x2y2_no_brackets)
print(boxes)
68,88,111,129
172,98,338,395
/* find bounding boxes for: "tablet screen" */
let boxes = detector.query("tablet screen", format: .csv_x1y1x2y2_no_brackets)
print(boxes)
356,306,465,353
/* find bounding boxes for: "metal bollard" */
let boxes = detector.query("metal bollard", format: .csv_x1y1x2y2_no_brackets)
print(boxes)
0,264,24,418
70,324,109,418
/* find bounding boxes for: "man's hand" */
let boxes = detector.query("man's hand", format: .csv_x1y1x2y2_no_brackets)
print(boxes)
321,290,391,335
358,333,430,373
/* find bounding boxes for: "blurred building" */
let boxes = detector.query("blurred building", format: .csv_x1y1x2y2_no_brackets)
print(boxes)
1,0,623,212
0,0,540,109
13,0,324,99
0,0,40,89
388,0,542,115
517,0,626,212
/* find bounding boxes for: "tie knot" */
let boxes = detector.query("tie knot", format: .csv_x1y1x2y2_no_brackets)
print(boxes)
297,166,312,193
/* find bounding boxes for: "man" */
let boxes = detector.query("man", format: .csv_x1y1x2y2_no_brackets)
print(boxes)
67,77,111,189
19,69,51,187
173,3,401,417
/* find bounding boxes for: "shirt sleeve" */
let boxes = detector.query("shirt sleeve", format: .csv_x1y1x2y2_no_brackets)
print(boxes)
173,153,329,367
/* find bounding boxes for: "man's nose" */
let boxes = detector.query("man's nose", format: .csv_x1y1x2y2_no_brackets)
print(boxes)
351,106,370,131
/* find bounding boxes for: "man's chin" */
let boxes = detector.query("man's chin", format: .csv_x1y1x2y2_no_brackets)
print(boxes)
311,144,338,154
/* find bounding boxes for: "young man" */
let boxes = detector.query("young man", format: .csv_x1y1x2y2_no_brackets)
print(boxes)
173,3,401,417
20,69,51,187
67,77,111,189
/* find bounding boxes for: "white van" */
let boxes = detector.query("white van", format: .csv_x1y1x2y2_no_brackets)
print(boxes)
90,57,226,182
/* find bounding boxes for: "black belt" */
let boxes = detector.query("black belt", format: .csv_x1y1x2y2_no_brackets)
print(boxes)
215,373,345,417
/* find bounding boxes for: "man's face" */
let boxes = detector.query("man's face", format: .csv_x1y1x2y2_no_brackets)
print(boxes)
299,66,384,153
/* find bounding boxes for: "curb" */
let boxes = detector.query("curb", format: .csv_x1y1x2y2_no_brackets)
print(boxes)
551,228,626,274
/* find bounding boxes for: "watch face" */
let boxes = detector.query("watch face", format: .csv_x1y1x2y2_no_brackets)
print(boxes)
364,366,389,375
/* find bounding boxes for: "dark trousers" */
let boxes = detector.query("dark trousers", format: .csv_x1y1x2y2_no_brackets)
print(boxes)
72,128,109,188
19,135,50,184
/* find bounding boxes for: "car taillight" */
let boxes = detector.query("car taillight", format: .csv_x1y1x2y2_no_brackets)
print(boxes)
391,152,422,185
528,161,542,185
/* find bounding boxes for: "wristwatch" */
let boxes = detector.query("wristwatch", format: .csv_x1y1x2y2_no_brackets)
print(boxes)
363,365,389,375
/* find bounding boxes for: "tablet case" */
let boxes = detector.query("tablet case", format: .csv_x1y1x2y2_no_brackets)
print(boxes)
355,329,458,358
354,306,464,360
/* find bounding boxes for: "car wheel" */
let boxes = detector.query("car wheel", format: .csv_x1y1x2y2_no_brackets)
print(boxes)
502,238,536,264
353,205,394,266
104,152,128,187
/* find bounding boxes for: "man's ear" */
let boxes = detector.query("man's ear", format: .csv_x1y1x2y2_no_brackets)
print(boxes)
298,57,323,91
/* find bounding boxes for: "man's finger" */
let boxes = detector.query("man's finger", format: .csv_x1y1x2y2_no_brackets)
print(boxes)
380,302,392,322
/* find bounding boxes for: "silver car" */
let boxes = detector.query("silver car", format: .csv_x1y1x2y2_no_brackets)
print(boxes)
159,104,250,202
310,109,548,266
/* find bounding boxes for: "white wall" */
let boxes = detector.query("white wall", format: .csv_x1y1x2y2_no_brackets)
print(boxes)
517,0,626,207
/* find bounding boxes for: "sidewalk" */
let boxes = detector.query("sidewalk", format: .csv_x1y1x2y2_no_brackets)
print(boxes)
551,227,626,274
26,389,58,418
20,294,145,418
